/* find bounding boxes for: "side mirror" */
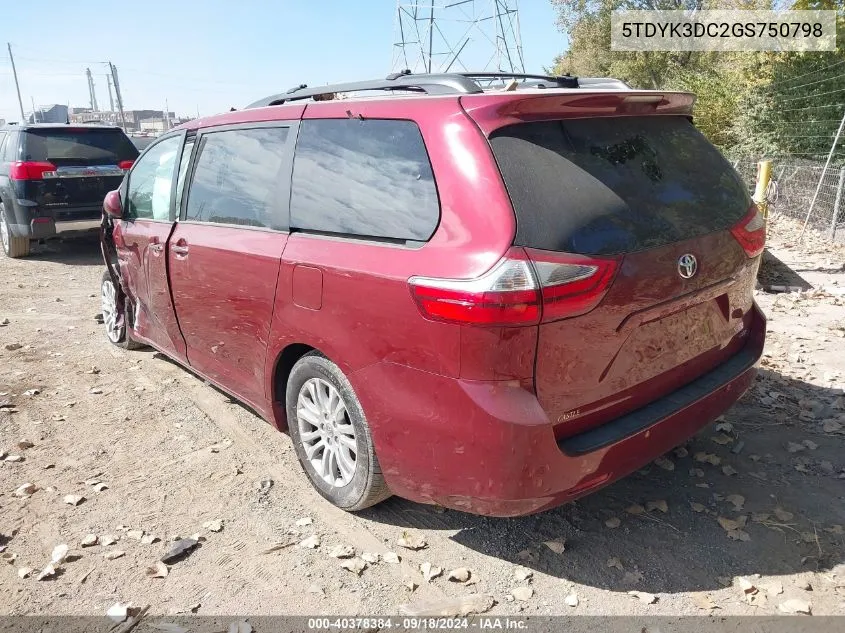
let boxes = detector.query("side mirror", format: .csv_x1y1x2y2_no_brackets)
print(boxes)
103,190,123,219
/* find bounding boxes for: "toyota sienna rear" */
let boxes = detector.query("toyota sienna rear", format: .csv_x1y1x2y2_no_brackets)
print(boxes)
99,73,765,516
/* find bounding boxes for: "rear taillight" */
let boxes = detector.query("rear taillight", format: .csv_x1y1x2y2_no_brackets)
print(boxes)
9,161,56,181
409,248,541,326
118,160,134,171
730,204,766,258
528,249,619,322
408,247,619,326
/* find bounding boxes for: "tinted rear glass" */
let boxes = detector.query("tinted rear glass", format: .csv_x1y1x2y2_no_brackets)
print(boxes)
290,119,439,242
22,128,138,165
490,116,750,255
185,127,290,230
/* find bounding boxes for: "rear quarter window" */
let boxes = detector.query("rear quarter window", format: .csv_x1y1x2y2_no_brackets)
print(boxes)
490,116,751,255
289,119,439,242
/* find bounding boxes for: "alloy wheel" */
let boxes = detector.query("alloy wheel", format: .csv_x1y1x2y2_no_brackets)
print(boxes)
0,207,9,252
296,377,358,487
100,277,124,343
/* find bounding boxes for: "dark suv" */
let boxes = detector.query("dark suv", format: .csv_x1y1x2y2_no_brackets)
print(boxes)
99,72,766,516
0,123,138,257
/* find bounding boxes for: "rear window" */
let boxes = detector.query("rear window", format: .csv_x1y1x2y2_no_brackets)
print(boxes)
22,128,139,165
490,116,750,256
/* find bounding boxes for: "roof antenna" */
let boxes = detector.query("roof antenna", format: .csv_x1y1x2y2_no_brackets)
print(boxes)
386,69,412,80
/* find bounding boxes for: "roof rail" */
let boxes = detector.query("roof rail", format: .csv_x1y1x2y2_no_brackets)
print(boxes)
246,71,630,109
456,72,578,89
246,72,483,108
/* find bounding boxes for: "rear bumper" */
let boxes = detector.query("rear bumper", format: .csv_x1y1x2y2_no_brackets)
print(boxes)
6,199,102,239
351,303,765,517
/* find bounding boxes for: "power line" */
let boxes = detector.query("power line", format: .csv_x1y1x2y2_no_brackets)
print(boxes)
14,54,107,65
775,59,845,87
770,118,845,125
778,134,837,139
777,71,845,94
776,102,845,114
780,86,845,103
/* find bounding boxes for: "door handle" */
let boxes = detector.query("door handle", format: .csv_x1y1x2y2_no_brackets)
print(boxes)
149,243,164,254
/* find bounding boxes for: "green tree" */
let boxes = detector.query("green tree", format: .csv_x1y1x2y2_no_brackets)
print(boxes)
551,0,844,156
733,0,845,159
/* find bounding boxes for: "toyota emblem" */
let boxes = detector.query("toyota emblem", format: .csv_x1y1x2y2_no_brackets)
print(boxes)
678,254,698,279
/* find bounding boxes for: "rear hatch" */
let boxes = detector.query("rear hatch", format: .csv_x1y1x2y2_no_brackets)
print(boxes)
485,113,762,438
20,127,138,216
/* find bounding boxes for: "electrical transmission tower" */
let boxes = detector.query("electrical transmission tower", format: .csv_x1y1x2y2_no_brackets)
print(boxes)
391,1,525,75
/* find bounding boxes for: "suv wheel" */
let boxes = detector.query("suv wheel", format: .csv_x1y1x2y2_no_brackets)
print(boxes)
100,271,144,350
286,353,391,511
0,202,31,258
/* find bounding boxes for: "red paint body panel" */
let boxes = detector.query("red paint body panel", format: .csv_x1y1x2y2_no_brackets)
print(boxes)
176,104,306,131
113,219,186,362
535,232,759,437
350,304,764,516
168,222,286,411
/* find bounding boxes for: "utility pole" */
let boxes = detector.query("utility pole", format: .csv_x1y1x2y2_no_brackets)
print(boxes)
427,0,435,73
799,108,845,239
86,68,99,111
7,43,26,123
163,99,170,131
105,74,115,112
109,62,127,131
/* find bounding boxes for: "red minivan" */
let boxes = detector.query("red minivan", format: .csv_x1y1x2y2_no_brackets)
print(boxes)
99,73,766,517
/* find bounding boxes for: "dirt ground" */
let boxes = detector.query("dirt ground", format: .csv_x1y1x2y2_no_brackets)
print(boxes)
1,215,844,619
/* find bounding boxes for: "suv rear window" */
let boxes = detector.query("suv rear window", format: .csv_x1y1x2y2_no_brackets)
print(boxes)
22,128,138,166
290,119,439,242
490,116,750,256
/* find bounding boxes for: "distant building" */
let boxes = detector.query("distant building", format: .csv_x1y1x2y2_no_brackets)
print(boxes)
139,118,169,133
69,108,175,131
29,104,69,124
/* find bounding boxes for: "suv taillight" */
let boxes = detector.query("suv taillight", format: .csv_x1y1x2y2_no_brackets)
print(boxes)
409,248,541,326
527,249,619,322
408,247,619,326
9,161,56,181
730,204,766,258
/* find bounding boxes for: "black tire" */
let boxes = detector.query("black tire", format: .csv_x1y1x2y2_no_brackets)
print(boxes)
100,270,145,350
286,352,391,511
0,201,31,258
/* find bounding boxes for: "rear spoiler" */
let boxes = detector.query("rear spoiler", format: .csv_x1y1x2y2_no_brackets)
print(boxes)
459,91,696,135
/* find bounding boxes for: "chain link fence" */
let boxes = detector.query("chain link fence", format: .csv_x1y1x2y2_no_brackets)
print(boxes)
730,157,845,242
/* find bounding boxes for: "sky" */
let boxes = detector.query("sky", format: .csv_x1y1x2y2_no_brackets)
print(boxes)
0,1,567,124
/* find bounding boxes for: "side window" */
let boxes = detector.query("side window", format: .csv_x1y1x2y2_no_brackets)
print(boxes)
1,132,16,161
289,119,439,242
126,135,182,221
184,127,289,230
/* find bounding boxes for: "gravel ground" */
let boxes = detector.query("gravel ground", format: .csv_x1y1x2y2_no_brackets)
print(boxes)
1,216,844,618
